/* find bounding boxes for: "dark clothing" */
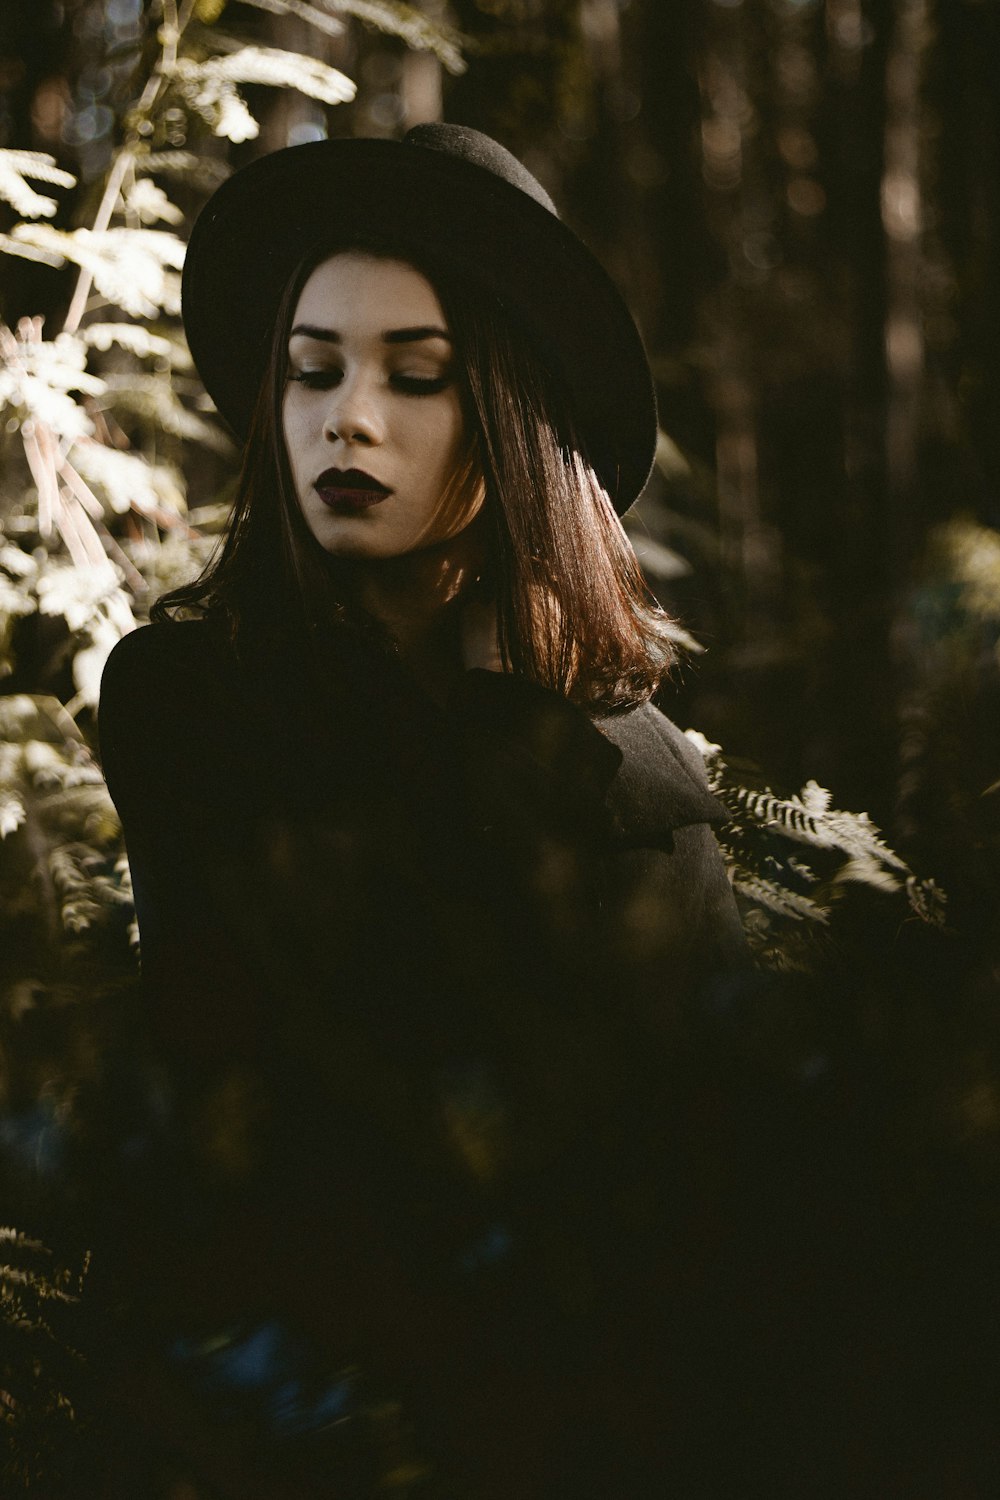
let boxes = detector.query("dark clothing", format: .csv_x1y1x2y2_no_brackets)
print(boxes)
98,617,749,1497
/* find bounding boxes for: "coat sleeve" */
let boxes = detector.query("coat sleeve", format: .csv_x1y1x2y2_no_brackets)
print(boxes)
598,702,750,1012
449,670,749,1015
99,623,269,1066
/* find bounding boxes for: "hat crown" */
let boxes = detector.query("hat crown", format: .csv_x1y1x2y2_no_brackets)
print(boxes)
403,123,558,217
183,126,656,511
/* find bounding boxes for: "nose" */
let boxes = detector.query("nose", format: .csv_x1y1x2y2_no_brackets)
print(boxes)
323,373,384,447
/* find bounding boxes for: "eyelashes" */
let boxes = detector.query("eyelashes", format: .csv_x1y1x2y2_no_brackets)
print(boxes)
286,369,451,396
393,374,451,396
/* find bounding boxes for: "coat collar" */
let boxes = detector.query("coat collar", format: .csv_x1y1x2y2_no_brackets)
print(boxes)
597,702,727,845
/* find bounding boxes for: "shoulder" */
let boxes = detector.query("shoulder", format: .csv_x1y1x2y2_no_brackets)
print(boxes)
102,616,231,691
597,700,726,842
98,617,241,776
100,617,237,719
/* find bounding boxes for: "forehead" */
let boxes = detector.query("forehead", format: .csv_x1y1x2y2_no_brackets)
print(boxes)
291,252,448,330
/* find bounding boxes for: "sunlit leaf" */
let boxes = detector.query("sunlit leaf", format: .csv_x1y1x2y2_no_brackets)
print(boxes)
72,615,132,711
6,225,184,318
730,866,829,923
332,0,465,74
237,0,347,41
1,545,38,581
0,792,26,839
180,72,260,142
81,321,192,367
0,574,36,619
70,441,187,517
683,730,942,952
190,45,355,104
0,338,98,440
833,853,904,893
35,560,124,633
0,150,76,220
99,373,229,450
168,47,355,141
21,740,105,793
906,876,948,927
124,177,184,226
0,230,64,267
142,149,231,190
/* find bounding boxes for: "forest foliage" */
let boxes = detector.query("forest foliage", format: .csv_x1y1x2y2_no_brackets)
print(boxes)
1,1,998,1493
0,0,946,963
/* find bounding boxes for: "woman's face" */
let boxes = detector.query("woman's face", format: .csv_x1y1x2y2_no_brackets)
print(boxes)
281,252,483,559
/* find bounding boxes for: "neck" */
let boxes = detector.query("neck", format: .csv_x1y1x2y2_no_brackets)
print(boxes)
339,521,486,692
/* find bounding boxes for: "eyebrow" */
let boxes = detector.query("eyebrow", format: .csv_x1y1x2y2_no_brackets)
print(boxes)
289,323,451,345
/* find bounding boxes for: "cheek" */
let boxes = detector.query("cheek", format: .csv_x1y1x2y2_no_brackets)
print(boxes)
422,400,468,481
281,399,308,483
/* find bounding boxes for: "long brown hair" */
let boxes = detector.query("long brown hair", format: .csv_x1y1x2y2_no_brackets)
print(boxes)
154,240,679,712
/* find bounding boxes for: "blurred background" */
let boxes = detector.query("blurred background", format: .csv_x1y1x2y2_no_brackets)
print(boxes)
1,0,999,1494
3,0,999,878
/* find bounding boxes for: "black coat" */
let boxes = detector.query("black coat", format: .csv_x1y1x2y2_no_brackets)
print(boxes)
97,616,750,1497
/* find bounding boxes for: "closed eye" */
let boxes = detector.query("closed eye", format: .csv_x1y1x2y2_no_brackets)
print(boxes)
285,368,452,396
391,373,451,396
287,368,342,390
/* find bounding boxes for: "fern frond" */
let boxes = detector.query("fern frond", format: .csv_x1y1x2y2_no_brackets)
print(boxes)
740,909,834,973
48,842,131,932
0,228,64,266
5,224,184,318
237,0,348,41
123,177,184,226
0,791,26,838
176,45,356,105
21,740,105,794
71,615,134,710
174,69,260,142
71,441,187,517
1,1234,90,1480
80,320,191,367
0,573,37,623
0,150,76,219
0,1229,47,1250
0,327,105,439
718,780,910,873
99,372,229,449
906,876,948,927
123,528,221,598
0,544,38,581
34,559,125,632
166,42,358,142
0,694,79,746
683,727,945,955
142,148,231,189
832,852,905,894
729,866,830,923
332,0,466,74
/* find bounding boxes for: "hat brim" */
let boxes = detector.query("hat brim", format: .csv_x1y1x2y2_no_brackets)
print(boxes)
182,137,657,514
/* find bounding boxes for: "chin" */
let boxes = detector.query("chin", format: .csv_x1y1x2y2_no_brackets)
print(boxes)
311,531,410,561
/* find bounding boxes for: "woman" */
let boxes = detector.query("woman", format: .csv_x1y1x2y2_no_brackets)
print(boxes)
99,125,748,1498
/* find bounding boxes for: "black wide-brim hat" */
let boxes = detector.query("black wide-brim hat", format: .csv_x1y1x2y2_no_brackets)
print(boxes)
182,123,658,514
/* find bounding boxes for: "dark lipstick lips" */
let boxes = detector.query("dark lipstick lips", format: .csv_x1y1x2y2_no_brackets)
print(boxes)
315,467,392,510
